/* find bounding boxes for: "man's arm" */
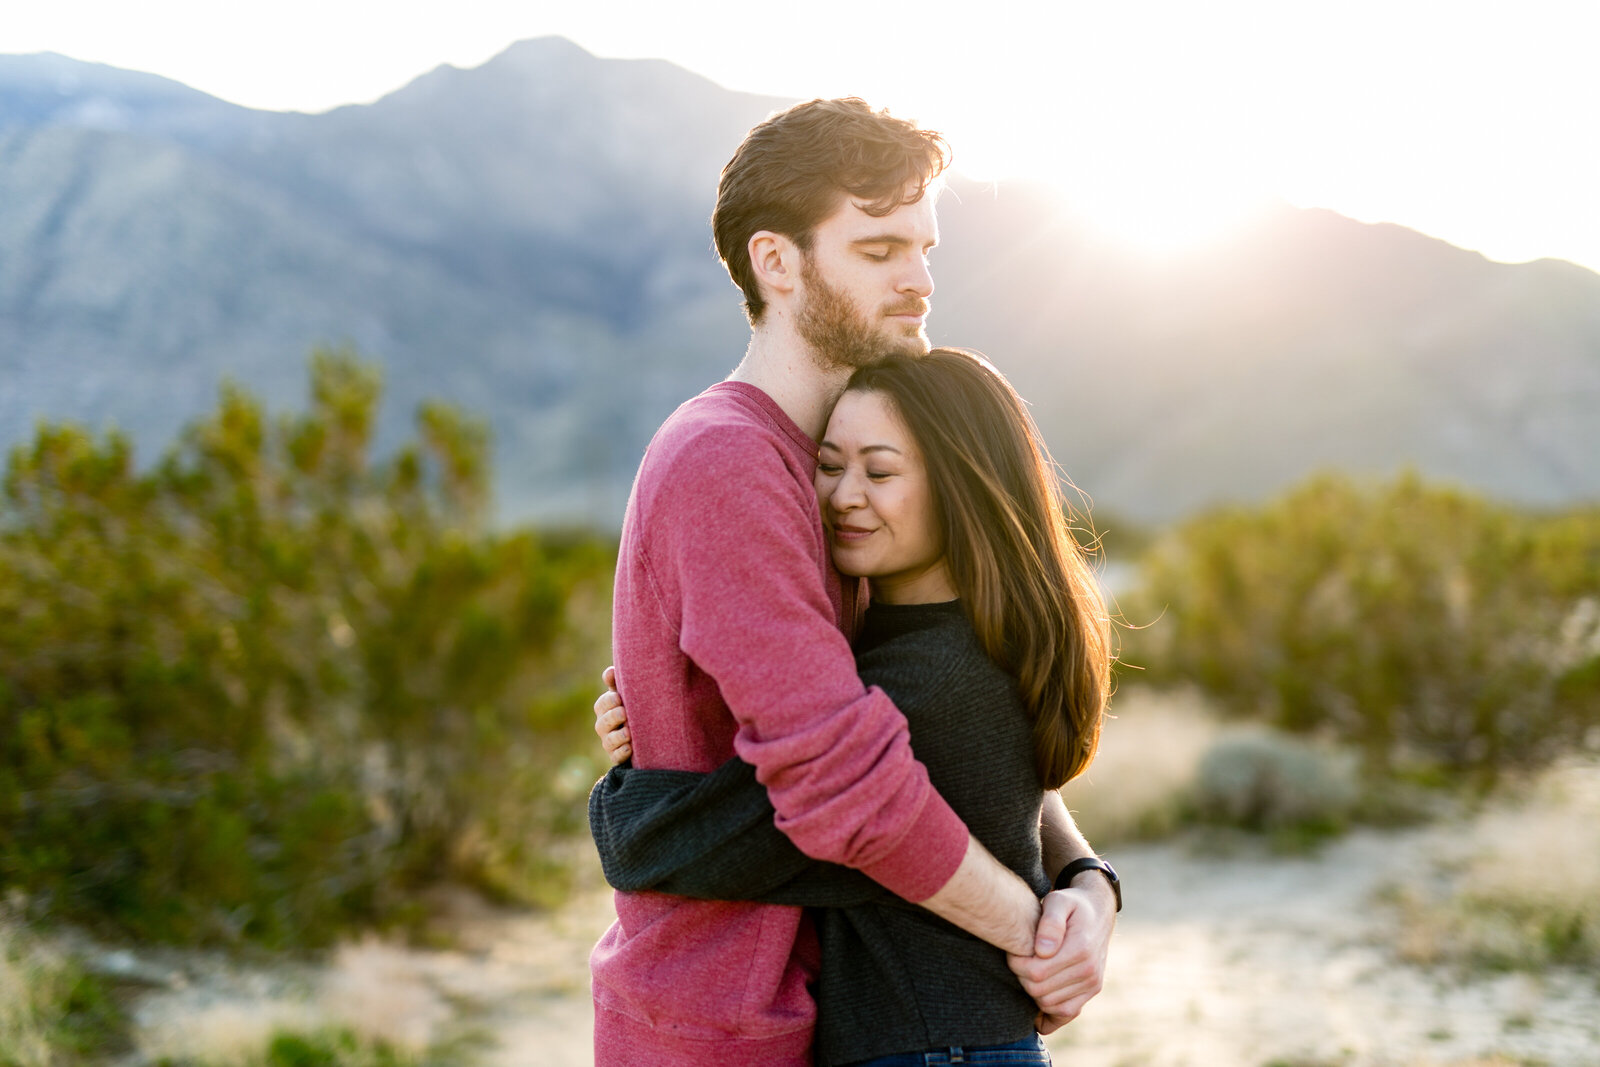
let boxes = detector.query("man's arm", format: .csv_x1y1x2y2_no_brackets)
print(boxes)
590,757,1043,955
919,836,1041,956
646,433,1041,951
1010,791,1118,1029
592,700,1041,953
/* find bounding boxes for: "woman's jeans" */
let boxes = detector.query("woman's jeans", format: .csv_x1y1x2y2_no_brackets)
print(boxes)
844,1033,1052,1066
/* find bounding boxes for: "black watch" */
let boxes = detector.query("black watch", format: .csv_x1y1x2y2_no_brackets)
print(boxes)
1053,857,1121,912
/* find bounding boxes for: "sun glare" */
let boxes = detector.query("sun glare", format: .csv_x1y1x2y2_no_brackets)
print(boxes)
1054,172,1276,259
940,89,1277,262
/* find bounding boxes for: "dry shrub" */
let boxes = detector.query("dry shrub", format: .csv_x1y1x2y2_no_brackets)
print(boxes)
0,922,59,1067
0,919,123,1066
1062,686,1220,842
137,999,323,1066
135,937,449,1065
1394,758,1600,973
1194,727,1359,835
1065,687,1362,846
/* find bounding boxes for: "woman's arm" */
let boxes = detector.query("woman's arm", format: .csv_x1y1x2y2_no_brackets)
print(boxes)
1040,790,1102,880
588,754,887,908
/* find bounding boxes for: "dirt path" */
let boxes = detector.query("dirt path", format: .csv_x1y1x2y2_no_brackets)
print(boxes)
1046,827,1598,1066
123,824,1599,1067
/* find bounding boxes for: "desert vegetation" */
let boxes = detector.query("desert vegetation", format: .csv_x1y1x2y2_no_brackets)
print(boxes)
1081,472,1600,983
1123,471,1600,784
0,350,614,955
4,363,1598,1062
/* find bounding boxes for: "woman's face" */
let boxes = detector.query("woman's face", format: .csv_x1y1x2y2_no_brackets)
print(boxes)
815,389,954,605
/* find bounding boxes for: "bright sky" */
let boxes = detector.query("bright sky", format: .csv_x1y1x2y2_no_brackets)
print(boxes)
7,0,1599,272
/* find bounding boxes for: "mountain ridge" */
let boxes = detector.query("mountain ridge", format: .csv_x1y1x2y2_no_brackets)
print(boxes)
2,41,1596,526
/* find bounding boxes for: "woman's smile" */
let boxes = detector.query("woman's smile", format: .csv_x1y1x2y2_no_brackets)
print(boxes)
815,389,954,605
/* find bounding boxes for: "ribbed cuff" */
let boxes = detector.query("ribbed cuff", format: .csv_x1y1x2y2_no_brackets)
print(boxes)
855,788,970,902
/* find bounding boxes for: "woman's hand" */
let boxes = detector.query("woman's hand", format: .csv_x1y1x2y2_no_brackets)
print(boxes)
593,665,632,765
1006,879,1116,1029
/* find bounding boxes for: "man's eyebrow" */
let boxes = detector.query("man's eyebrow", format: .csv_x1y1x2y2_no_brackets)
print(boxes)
849,233,914,248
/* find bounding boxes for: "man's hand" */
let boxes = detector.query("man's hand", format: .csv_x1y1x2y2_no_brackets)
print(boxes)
1006,880,1116,1031
593,666,631,765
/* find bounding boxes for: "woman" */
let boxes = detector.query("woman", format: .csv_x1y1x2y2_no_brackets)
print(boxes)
590,348,1115,1067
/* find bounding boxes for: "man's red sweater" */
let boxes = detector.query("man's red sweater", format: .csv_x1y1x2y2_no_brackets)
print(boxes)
590,382,970,1066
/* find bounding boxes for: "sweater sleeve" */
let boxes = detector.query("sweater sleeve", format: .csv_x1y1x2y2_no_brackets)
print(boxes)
587,762,887,907
647,431,968,901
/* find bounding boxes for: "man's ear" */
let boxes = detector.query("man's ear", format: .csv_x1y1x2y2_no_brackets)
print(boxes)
748,230,802,303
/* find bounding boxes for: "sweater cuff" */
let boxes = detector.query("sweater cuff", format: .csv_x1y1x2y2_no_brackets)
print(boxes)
854,789,970,903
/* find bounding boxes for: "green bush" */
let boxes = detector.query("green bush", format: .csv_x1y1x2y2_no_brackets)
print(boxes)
0,350,614,947
1127,472,1600,782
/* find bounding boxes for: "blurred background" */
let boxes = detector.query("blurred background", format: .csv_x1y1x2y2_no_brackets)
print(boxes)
1,2,1597,1064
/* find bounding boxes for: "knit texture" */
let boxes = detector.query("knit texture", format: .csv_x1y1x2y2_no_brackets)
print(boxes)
592,599,1049,1066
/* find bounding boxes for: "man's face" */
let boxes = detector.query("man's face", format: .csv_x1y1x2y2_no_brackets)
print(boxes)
795,191,938,370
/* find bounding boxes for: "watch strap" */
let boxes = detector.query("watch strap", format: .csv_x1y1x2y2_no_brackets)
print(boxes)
1053,856,1122,912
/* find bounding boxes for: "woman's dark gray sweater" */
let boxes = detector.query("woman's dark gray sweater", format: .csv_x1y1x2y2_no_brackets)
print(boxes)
589,599,1049,1066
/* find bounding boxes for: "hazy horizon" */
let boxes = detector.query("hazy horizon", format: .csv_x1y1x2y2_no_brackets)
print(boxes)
6,0,1599,275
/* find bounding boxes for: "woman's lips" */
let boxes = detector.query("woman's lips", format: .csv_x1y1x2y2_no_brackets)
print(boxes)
832,525,875,543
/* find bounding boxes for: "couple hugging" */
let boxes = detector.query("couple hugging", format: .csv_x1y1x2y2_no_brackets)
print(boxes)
586,97,1118,1067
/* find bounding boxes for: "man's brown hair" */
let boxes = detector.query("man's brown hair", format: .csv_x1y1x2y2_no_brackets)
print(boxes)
712,98,951,324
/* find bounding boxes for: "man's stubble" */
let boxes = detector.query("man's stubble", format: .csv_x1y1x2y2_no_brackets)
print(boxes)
796,256,929,373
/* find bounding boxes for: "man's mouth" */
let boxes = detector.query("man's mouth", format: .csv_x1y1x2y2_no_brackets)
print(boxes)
885,300,928,320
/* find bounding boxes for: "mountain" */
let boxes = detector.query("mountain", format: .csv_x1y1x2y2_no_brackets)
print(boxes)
932,191,1600,518
2,40,1597,526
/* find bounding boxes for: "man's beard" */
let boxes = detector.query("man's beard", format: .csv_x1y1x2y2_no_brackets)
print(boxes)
796,258,929,372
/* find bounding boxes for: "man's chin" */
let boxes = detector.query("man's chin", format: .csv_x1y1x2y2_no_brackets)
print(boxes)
891,331,931,358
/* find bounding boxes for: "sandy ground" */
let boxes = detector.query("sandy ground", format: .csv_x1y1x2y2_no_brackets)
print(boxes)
1046,828,1599,1066
120,823,1600,1067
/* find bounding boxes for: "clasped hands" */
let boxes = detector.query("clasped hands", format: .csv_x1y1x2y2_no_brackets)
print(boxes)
1010,881,1115,1034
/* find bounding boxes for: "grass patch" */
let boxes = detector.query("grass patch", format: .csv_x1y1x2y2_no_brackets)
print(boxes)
0,919,129,1066
153,1027,418,1067
1390,758,1600,974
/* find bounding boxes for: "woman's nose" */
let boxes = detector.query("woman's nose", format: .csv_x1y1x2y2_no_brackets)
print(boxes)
830,469,866,509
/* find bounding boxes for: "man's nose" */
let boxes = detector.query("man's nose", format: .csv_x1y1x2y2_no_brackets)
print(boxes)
900,255,933,299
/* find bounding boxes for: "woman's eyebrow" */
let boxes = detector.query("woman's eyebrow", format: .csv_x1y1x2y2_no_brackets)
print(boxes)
818,441,903,456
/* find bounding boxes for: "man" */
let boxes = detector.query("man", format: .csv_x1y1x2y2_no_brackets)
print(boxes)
589,98,1116,1066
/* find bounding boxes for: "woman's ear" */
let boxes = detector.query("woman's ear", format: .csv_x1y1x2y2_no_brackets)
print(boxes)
748,230,801,304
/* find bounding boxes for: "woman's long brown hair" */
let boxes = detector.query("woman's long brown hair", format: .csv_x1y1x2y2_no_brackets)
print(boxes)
845,348,1112,788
